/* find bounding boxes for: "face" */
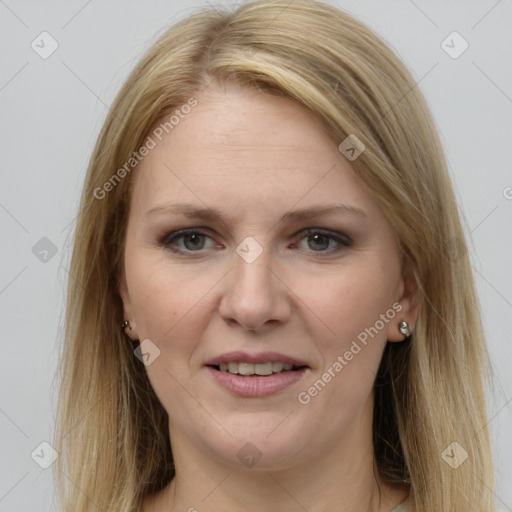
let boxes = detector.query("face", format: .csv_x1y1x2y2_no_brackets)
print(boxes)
120,84,417,471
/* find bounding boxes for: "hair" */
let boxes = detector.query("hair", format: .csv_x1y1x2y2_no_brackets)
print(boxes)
54,1,496,510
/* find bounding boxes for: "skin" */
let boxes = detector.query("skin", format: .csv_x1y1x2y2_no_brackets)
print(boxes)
120,82,419,512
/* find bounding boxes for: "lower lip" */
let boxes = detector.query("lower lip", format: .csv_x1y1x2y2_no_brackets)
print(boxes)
206,366,309,397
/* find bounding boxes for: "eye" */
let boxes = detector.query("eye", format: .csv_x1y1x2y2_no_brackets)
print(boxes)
160,229,216,253
295,229,352,254
159,228,352,256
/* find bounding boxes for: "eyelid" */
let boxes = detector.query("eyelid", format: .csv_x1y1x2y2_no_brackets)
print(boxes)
299,228,352,246
291,228,352,257
159,227,353,255
160,227,211,245
159,227,217,253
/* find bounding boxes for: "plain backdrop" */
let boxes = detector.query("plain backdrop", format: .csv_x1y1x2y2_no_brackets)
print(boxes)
1,1,511,510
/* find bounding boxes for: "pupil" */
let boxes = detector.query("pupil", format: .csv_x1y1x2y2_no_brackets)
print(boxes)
184,234,204,250
309,234,329,251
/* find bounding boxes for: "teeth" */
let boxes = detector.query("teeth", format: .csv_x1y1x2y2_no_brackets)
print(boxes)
272,362,284,372
216,362,300,375
238,362,254,375
254,362,273,376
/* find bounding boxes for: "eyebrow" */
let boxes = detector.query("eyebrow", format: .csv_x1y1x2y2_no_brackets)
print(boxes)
143,202,367,223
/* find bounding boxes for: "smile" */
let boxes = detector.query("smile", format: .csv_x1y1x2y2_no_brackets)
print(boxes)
214,361,306,376
206,365,310,398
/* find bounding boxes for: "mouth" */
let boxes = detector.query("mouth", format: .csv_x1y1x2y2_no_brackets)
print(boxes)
204,352,311,397
207,362,309,376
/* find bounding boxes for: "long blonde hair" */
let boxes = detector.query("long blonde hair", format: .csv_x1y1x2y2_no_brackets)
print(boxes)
55,1,496,510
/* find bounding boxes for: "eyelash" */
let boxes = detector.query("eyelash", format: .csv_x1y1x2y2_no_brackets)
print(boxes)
158,228,353,257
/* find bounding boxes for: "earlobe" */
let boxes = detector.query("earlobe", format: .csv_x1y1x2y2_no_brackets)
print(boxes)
387,264,420,342
387,302,418,342
119,275,139,341
121,319,139,341
387,318,414,342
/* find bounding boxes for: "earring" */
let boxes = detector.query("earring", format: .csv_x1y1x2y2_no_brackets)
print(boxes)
398,321,412,338
121,320,131,332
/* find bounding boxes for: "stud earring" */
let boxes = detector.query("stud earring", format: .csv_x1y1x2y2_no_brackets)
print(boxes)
121,320,131,332
398,321,412,338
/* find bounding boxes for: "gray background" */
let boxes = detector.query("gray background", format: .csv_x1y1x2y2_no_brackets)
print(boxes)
0,1,511,510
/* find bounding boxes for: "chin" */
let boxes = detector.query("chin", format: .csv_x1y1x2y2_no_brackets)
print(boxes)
202,419,315,471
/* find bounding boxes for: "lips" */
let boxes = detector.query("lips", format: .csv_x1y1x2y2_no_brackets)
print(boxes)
204,351,311,397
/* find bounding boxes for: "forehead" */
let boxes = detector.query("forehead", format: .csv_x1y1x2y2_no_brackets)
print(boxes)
129,85,377,221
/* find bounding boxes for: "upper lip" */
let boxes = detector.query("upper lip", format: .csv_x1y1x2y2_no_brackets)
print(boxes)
204,351,310,367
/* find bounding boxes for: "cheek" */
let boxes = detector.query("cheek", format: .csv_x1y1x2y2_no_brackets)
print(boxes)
294,261,399,415
125,256,212,414
125,253,223,394
127,252,213,339
294,262,399,408
298,261,398,348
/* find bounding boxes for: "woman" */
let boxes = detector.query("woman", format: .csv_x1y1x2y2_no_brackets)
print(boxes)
55,1,496,511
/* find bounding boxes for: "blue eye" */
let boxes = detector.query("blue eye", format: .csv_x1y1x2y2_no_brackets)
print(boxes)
160,229,215,253
159,228,352,256
297,229,352,254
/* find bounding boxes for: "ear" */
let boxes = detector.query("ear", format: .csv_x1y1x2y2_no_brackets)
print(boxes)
387,261,420,342
119,272,139,341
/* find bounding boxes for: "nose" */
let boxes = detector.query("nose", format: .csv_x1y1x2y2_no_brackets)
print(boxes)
218,250,292,332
